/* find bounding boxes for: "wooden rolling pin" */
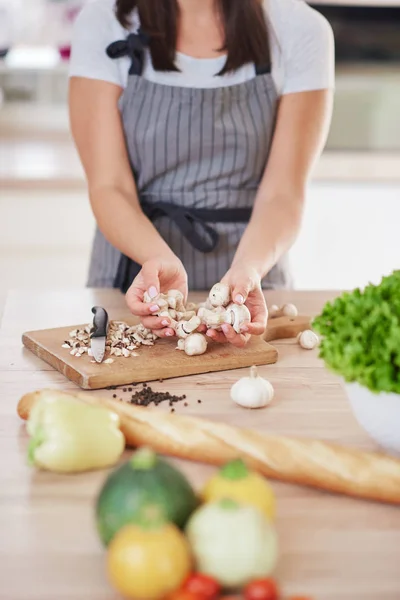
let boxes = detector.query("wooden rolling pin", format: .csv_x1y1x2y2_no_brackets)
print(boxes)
18,389,400,505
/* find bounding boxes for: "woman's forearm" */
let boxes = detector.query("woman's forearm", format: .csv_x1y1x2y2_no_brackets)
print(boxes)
232,193,304,278
232,90,332,280
89,185,177,266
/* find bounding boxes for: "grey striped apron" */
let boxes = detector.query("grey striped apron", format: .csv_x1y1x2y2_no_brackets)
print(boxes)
87,29,291,292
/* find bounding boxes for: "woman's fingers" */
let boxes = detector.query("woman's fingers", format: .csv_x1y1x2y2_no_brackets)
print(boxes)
221,324,249,348
141,315,173,330
244,321,266,336
126,263,161,316
248,302,268,333
153,327,175,338
125,263,162,316
206,329,226,343
206,325,249,348
141,261,161,300
231,281,252,305
126,288,161,317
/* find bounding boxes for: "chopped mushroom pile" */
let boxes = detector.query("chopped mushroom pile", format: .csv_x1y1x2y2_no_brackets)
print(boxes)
62,321,157,362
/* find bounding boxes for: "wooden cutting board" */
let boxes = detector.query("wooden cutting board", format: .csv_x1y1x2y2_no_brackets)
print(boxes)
22,315,311,390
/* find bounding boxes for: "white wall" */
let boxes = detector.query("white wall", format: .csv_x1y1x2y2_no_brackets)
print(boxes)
290,181,400,289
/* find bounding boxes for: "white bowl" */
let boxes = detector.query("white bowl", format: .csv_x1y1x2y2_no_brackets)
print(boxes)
344,382,400,456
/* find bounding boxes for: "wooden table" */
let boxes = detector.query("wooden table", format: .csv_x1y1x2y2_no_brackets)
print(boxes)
1,289,399,600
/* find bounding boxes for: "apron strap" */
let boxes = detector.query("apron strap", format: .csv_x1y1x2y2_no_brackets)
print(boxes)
106,32,270,78
255,63,272,76
106,29,150,76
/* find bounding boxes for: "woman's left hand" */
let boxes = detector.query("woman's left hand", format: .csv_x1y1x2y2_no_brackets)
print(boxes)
204,265,268,348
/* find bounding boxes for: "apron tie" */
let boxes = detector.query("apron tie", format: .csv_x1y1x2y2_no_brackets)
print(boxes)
106,30,150,75
141,201,252,253
113,201,252,292
141,202,219,253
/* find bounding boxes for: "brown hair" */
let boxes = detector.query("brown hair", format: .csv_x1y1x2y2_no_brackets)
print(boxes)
115,0,270,74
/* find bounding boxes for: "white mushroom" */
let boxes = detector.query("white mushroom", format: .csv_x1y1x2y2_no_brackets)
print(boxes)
268,304,280,318
182,310,196,320
198,307,226,330
175,316,201,339
183,333,208,356
230,365,274,409
225,303,251,333
167,289,185,310
297,329,319,350
176,339,186,351
268,303,298,319
208,283,231,308
282,303,298,318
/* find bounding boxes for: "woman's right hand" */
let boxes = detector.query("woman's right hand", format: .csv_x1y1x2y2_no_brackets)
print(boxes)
126,257,188,338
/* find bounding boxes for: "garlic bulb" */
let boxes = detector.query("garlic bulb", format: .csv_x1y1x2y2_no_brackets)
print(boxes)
297,329,319,350
209,283,231,308
230,366,274,409
184,333,208,356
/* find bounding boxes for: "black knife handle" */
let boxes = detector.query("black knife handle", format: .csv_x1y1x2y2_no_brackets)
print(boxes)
90,306,109,338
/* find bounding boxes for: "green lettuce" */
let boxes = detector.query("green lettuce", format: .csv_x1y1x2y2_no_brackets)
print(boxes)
312,270,400,394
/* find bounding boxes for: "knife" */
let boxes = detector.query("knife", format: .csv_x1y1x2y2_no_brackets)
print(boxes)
90,306,109,364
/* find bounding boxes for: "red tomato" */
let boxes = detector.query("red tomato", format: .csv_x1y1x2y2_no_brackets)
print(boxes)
244,579,279,600
168,591,203,600
182,574,221,600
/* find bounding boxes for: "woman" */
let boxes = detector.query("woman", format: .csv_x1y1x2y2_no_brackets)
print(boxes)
69,0,334,347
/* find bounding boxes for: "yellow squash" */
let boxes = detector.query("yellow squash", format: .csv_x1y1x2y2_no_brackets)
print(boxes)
202,458,276,521
107,511,192,600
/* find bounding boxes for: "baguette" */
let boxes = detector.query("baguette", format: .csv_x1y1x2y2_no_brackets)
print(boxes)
18,389,400,505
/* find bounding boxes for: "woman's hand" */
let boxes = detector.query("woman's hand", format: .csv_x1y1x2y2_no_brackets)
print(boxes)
205,264,268,348
126,257,188,338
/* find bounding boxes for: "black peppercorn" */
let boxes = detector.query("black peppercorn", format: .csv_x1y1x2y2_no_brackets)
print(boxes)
127,384,189,408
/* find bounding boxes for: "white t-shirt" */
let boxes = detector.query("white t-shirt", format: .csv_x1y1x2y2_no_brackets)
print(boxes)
69,0,335,96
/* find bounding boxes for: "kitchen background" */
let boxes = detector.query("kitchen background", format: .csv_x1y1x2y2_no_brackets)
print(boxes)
1,0,399,312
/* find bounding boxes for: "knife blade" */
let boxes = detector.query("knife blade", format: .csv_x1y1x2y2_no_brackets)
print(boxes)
90,306,109,364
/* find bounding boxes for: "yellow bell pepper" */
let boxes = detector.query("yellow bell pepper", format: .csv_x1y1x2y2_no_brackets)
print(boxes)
27,394,125,473
202,458,276,521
